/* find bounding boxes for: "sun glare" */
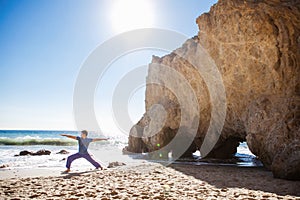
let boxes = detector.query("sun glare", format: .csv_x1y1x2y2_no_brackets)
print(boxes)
111,0,155,33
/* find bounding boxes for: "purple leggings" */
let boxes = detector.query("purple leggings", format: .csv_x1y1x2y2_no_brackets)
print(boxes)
66,153,101,169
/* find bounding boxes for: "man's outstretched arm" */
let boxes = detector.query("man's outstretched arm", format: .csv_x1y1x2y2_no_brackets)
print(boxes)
60,134,77,140
92,138,109,142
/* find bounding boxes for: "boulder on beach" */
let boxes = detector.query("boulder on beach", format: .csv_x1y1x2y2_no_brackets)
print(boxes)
32,150,51,156
15,150,51,156
18,150,33,156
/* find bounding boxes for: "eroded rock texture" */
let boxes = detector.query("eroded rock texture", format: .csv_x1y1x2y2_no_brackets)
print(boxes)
125,0,300,180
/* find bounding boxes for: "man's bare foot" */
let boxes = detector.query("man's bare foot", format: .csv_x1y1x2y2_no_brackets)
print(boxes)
62,168,70,174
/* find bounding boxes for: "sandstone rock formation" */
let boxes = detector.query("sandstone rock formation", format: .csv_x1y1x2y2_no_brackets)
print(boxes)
125,0,300,180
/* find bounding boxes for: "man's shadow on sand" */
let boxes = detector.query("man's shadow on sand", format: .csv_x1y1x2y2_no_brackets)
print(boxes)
60,170,100,179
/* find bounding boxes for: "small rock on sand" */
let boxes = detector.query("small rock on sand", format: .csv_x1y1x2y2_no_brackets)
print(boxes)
56,150,69,154
0,164,8,168
107,162,126,168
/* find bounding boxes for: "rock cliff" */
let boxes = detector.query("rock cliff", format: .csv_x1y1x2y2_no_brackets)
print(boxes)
125,0,300,180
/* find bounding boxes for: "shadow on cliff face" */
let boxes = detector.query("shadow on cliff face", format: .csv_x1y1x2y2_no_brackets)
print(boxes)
168,164,300,197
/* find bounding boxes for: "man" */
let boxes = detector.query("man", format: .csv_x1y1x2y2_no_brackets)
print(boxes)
61,130,108,173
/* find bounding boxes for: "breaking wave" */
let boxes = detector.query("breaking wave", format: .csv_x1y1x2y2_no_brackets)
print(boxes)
0,137,77,146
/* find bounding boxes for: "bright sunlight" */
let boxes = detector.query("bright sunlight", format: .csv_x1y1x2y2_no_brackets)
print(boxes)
110,0,155,33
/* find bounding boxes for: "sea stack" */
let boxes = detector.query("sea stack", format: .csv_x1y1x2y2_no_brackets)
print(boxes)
125,0,300,180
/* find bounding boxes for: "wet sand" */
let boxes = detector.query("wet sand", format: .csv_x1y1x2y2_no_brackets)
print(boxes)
0,163,299,199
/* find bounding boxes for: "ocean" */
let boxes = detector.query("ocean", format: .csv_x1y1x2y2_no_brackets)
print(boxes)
0,130,260,171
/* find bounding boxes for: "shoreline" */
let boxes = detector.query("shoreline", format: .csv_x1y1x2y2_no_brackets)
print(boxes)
1,163,299,199
0,161,263,181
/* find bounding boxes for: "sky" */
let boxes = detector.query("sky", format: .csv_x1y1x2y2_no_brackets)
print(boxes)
0,0,218,133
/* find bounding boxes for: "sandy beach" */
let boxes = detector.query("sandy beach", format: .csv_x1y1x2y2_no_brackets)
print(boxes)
1,163,299,199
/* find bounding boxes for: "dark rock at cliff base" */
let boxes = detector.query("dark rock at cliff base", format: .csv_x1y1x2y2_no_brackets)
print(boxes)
126,0,300,180
271,140,300,180
244,96,300,179
16,150,51,156
56,150,69,154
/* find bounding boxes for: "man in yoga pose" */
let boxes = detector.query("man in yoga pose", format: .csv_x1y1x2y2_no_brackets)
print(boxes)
61,130,108,173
